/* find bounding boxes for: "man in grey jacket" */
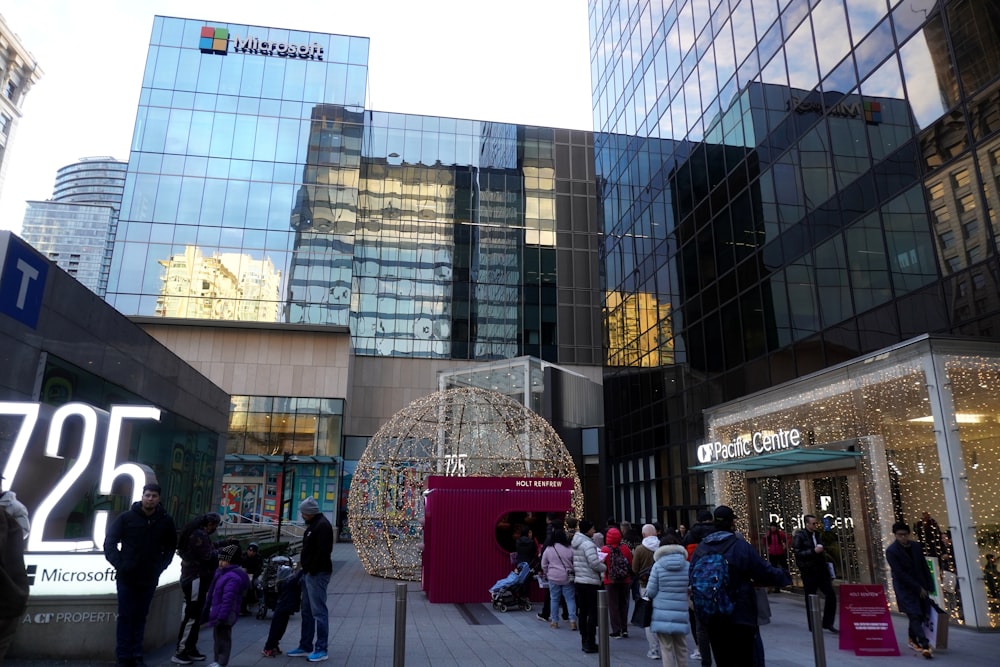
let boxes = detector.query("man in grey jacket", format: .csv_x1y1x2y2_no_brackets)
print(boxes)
571,519,606,654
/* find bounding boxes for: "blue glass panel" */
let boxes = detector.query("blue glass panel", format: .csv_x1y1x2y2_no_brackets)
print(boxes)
159,17,183,45
150,89,173,106
276,118,301,162
303,62,326,102
196,56,222,94
243,229,266,249
349,37,369,65
240,57,265,97
259,98,281,117
208,114,236,158
124,222,151,242
327,36,350,63
165,109,192,153
175,48,201,92
193,92,215,111
229,160,252,180
268,184,295,230
153,176,182,222
150,222,174,243
161,154,185,175
283,59,307,101
326,64,347,103
218,56,243,96
140,107,169,153
220,226,244,249
246,182,271,229
143,46,159,88
251,161,274,182
152,47,180,89
232,116,258,160
262,58,285,99
184,156,208,177
188,111,214,155
201,179,227,226
215,95,238,113
136,151,163,174
254,116,279,162
222,180,250,226
131,174,160,221
150,16,164,45
178,177,206,224
197,224,222,246
346,65,366,107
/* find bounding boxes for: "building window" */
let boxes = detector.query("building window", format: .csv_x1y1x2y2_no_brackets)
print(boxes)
951,169,971,189
4,80,15,100
0,112,10,135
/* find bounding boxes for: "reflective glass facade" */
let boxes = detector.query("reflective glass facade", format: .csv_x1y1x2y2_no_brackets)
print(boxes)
110,16,602,364
590,0,1000,540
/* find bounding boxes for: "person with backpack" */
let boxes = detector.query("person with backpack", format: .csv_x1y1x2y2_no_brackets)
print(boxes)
689,505,790,667
600,526,634,638
173,512,223,664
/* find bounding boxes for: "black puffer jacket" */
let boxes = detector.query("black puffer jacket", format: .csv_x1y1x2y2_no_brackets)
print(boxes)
103,502,177,583
299,513,334,574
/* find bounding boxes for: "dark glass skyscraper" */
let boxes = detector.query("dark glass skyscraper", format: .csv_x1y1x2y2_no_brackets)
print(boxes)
590,0,1000,628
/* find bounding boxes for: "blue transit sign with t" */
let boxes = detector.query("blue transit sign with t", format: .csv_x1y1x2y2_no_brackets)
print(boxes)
0,231,48,328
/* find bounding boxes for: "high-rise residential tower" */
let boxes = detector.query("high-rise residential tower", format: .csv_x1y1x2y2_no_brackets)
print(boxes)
21,156,127,294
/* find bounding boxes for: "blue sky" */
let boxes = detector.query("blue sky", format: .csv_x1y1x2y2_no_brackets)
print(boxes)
0,0,593,233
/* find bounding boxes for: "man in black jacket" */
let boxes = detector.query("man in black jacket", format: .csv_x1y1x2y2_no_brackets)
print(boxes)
0,485,29,662
792,514,837,633
287,496,333,662
886,522,935,658
103,483,177,667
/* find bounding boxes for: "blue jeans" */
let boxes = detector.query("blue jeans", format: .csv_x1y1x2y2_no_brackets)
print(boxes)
299,572,331,652
549,582,577,622
115,578,157,660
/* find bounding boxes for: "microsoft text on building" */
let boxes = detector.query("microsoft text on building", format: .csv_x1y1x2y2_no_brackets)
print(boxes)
233,34,324,59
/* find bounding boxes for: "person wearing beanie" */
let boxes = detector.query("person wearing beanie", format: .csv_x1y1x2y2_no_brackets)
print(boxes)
202,543,250,667
631,524,662,659
571,518,606,654
173,512,225,664
690,505,790,667
287,497,333,662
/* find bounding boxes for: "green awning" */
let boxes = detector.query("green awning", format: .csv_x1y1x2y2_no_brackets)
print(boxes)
690,448,862,472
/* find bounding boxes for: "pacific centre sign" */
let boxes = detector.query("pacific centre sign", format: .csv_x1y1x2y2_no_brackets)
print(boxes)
1,401,181,596
697,427,803,464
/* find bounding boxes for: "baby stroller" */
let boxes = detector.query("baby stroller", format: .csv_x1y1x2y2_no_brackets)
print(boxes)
256,554,296,620
490,561,533,612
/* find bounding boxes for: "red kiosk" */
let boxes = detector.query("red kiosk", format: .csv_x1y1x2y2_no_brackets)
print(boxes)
422,475,574,603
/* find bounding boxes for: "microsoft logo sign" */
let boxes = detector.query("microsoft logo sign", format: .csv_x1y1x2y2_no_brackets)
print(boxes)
199,26,229,54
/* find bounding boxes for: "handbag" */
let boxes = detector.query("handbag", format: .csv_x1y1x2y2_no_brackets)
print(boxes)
631,596,653,628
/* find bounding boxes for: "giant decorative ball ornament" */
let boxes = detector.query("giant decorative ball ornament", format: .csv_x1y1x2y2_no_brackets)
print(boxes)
347,387,583,580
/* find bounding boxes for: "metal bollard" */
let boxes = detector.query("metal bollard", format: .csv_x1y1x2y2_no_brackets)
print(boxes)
597,588,610,667
808,594,827,667
393,583,407,667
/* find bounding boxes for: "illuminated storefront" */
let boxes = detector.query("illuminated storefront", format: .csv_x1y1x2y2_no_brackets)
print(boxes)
0,232,229,659
698,335,1000,630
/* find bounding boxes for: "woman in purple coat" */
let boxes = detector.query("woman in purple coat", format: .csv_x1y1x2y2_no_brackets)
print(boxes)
203,544,250,667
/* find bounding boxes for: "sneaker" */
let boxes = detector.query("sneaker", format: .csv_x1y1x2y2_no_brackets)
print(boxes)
647,650,661,659
582,645,599,654
550,621,559,629
609,631,622,638
690,650,702,660
622,631,629,638
171,655,193,665
187,650,207,661
823,625,839,634
536,613,550,622
206,663,221,667
307,651,329,662
921,646,933,659
287,648,310,657
262,648,282,658
569,620,577,631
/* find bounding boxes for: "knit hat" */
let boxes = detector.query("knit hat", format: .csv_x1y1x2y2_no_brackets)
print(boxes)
219,544,239,562
299,496,320,515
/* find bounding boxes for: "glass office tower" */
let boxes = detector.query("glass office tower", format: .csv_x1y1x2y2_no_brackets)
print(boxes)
590,0,1000,628
107,16,604,528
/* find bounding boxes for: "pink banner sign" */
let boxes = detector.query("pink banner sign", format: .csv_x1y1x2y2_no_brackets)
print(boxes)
839,584,900,656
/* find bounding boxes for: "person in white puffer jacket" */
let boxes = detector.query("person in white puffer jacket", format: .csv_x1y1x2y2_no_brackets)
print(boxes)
645,540,691,667
571,519,606,654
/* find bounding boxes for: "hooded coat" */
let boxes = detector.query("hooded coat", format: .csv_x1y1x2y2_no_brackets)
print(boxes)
571,530,606,585
600,527,633,585
204,563,250,626
646,544,691,636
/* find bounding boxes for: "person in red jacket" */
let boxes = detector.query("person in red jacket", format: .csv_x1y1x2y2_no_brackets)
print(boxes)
600,527,633,638
765,521,789,592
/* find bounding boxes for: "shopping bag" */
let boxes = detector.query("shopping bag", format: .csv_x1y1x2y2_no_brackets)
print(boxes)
631,597,653,627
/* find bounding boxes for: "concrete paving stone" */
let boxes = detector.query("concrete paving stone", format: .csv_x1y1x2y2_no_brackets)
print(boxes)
6,543,999,666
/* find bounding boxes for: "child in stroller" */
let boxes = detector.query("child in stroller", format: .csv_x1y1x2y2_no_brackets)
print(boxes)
490,561,533,612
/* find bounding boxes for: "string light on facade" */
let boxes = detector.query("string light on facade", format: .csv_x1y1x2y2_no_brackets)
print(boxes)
347,387,583,580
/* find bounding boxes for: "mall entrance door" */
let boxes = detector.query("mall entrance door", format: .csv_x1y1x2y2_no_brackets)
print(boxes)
748,469,875,585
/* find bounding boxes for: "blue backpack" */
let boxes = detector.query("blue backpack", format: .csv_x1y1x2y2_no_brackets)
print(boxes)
689,550,734,618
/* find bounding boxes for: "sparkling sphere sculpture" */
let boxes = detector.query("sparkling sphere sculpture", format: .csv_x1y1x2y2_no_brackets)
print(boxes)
348,387,584,580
